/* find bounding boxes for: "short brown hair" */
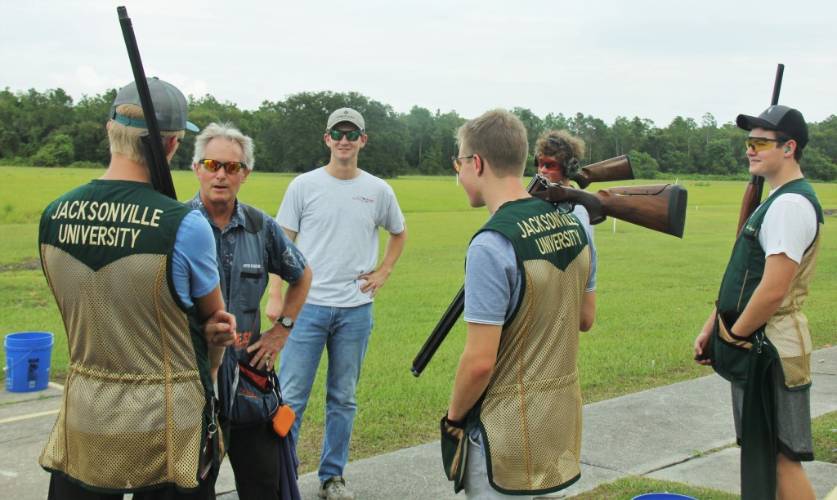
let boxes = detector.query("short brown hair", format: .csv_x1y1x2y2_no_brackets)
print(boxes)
107,104,184,165
535,130,585,172
456,109,528,177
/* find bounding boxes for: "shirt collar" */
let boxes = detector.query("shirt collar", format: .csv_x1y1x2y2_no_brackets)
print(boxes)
187,193,245,231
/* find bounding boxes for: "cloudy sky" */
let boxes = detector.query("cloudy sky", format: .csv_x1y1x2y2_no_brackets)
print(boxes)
2,0,835,126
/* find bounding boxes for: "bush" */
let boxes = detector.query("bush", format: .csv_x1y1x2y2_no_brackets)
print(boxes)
31,133,74,166
628,150,659,179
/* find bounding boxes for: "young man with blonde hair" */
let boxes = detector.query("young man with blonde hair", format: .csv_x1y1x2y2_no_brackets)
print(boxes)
39,78,235,499
442,109,591,498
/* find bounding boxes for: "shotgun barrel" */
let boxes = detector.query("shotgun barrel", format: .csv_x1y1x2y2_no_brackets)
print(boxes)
116,6,177,199
736,63,784,235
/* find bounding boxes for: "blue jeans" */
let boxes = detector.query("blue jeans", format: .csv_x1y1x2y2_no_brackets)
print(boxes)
279,302,373,482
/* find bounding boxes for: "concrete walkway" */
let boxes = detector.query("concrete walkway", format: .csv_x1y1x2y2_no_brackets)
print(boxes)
2,348,835,499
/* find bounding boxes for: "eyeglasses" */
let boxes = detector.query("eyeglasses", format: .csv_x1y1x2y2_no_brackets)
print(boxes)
328,129,363,142
536,157,562,170
745,137,785,153
197,158,247,174
451,154,475,173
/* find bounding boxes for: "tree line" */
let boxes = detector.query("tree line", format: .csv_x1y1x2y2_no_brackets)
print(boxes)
1,87,835,181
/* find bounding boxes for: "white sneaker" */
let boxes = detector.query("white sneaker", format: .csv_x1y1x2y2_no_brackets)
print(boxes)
318,476,355,500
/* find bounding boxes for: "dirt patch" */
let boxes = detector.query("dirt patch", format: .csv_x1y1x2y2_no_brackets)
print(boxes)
0,259,40,272
824,209,836,217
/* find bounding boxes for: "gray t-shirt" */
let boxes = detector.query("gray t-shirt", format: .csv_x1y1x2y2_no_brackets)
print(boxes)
464,205,596,325
276,167,405,307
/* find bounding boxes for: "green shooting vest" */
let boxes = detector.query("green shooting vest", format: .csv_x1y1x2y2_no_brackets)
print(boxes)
713,178,824,388
37,180,216,492
468,197,590,495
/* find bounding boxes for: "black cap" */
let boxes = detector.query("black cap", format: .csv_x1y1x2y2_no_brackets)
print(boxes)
736,105,808,149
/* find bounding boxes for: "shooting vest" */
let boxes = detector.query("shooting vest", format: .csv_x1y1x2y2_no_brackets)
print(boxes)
469,197,590,495
714,178,823,388
37,180,215,492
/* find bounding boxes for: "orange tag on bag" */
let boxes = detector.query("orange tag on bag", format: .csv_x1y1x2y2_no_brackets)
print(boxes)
272,404,296,437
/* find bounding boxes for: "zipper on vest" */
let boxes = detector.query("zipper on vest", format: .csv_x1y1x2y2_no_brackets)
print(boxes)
736,269,750,312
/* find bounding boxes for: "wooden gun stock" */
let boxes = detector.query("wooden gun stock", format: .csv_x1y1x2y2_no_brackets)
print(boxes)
570,154,634,189
533,184,688,238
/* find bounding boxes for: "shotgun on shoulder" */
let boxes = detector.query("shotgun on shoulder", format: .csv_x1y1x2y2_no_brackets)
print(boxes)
412,155,689,376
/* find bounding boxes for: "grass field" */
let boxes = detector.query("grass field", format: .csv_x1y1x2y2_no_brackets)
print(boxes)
1,166,836,479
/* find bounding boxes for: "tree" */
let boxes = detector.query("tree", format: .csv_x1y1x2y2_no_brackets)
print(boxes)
801,146,837,181
31,133,74,166
404,106,435,172
627,149,659,179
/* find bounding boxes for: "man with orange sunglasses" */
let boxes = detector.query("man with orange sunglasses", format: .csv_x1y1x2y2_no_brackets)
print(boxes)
189,122,312,499
533,130,597,332
694,105,822,500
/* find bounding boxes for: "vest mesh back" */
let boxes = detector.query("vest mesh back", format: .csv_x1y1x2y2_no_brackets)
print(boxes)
39,246,204,490
481,253,589,491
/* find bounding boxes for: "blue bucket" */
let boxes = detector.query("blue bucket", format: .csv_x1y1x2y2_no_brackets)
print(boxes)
4,331,54,392
632,494,697,500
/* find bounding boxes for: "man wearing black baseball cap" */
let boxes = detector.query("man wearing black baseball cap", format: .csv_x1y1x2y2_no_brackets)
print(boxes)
39,77,236,499
694,104,823,500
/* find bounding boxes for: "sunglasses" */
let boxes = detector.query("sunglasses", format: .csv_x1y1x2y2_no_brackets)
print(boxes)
328,129,363,142
536,157,562,170
197,158,247,174
451,154,475,173
745,137,785,153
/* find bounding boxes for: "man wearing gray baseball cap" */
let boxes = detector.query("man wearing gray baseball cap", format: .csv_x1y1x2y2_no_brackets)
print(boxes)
694,104,822,500
269,107,407,499
39,77,236,499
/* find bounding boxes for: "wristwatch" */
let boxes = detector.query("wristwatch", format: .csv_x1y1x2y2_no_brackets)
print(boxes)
276,315,294,329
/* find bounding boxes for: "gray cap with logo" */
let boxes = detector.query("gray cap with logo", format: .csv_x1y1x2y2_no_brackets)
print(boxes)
327,107,365,131
110,77,199,133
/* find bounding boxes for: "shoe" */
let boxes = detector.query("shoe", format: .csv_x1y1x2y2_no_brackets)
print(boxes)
318,476,355,500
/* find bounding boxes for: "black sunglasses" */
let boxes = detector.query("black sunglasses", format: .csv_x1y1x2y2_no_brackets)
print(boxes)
328,129,363,142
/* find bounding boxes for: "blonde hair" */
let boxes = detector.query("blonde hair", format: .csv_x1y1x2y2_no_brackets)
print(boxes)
107,104,184,165
535,130,585,174
456,109,528,177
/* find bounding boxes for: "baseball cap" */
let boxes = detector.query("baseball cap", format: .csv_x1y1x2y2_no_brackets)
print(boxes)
110,77,199,133
736,105,808,149
326,107,365,131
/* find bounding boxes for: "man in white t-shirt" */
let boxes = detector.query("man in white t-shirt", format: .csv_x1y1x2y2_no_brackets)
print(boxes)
694,105,823,500
270,107,407,500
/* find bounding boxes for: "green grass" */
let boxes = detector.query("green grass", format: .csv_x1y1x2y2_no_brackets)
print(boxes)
812,411,837,464
569,476,738,499
2,167,836,475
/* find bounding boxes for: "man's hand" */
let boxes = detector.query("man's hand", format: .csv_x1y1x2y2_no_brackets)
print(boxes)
358,267,391,297
693,329,712,365
205,310,237,347
247,325,288,371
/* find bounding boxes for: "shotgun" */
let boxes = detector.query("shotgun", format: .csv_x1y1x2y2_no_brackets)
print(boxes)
411,155,651,377
531,182,688,238
735,63,783,235
116,6,177,199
